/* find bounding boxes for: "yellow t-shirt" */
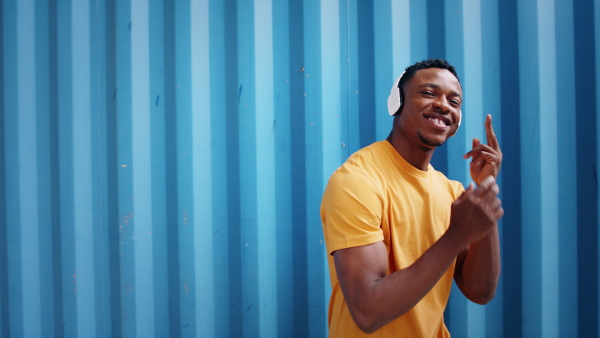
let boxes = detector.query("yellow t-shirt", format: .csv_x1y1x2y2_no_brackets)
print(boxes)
321,140,464,337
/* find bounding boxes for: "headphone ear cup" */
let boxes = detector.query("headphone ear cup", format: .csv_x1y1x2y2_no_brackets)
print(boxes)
387,72,405,116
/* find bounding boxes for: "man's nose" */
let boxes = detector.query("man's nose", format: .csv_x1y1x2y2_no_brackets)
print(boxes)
433,97,451,113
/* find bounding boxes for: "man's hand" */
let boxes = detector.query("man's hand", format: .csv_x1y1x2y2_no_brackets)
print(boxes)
463,114,502,185
449,177,504,247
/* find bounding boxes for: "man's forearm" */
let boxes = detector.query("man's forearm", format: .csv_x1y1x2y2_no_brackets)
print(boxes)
454,225,501,304
336,229,469,333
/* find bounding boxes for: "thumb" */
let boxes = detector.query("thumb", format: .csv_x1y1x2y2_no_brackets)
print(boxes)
457,183,475,201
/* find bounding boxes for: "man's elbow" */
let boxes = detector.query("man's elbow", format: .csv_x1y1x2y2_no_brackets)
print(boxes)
353,315,381,334
467,286,497,305
348,307,386,334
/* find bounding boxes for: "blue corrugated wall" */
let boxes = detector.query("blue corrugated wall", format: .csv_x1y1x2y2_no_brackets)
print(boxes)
1,0,600,337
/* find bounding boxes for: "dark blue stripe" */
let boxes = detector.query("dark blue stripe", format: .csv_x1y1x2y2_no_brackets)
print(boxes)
222,0,243,336
357,1,376,148
3,1,23,334
48,0,64,337
0,0,8,335
161,0,182,336
575,0,598,336
498,0,523,336
426,0,448,175
98,1,122,335
272,0,296,335
427,0,446,60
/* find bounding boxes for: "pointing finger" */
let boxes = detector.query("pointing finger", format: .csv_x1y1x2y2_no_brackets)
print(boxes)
485,115,499,150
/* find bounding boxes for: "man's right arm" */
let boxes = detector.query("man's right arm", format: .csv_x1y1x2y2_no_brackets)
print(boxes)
334,177,502,333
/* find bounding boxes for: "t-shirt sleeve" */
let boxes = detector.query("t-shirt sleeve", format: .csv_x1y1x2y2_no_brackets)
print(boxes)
320,167,384,255
448,179,465,200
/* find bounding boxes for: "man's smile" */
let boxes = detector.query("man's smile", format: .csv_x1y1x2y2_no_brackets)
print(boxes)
424,114,451,130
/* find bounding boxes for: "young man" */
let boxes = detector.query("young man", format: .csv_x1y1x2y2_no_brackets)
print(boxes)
321,59,503,337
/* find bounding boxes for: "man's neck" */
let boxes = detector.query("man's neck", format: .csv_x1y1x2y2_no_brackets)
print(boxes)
386,130,435,171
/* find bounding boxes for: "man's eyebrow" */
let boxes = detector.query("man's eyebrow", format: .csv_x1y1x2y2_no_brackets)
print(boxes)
418,83,440,89
418,83,462,98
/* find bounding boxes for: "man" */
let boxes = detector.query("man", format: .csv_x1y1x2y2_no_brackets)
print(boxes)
320,59,503,337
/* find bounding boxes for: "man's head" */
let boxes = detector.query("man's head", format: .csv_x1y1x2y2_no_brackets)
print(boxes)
388,59,461,117
388,60,463,149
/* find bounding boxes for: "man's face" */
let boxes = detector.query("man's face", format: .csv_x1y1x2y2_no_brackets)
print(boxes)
396,68,462,148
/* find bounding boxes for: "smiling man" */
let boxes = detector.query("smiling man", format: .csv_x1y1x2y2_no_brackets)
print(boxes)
321,59,503,337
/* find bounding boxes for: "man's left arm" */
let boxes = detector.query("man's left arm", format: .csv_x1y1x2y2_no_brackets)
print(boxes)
456,114,503,304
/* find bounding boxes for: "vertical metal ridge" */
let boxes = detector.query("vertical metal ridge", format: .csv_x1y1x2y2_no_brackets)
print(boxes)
254,0,278,336
288,0,309,335
189,0,215,336
0,0,7,333
574,0,599,336
302,0,327,336
554,1,578,335
129,0,155,335
498,0,523,336
518,0,543,336
237,0,260,335
71,1,98,336
161,0,181,335
16,1,42,336
114,1,135,336
3,1,20,336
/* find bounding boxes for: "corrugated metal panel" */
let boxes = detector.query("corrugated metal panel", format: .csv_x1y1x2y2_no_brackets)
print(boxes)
1,0,599,337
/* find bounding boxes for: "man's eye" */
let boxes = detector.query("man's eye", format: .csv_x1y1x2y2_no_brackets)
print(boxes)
422,91,434,96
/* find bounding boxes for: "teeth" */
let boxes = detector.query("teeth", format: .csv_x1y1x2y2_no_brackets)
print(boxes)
429,117,446,126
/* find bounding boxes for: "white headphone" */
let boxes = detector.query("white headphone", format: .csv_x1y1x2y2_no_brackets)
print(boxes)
387,71,461,136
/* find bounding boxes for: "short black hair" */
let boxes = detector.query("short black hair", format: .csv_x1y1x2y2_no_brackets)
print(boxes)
395,59,461,115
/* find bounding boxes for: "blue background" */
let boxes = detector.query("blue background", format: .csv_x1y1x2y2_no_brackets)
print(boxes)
1,0,599,337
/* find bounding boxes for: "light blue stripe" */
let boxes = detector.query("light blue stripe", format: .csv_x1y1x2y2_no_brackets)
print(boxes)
444,0,467,184
344,0,359,154
254,0,278,337
536,0,560,335
390,0,411,81
320,0,342,178
319,4,342,322
553,1,578,336
130,0,154,336
71,1,97,336
190,0,215,336
463,0,484,190
16,0,42,336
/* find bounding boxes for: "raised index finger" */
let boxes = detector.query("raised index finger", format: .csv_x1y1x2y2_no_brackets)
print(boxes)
485,114,500,150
